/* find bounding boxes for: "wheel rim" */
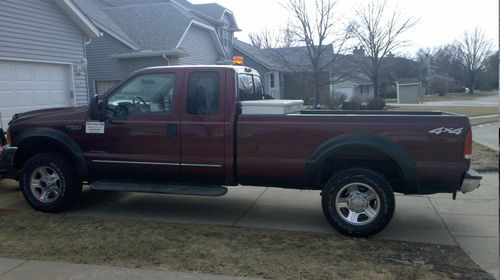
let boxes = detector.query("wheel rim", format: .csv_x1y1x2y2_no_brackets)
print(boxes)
335,182,380,226
30,166,62,203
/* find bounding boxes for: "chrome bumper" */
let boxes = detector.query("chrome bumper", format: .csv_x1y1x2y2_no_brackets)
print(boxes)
0,145,17,179
460,169,482,194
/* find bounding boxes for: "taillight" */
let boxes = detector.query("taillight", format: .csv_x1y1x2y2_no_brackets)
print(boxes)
463,130,472,159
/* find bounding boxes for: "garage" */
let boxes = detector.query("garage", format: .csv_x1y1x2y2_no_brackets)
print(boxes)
0,60,73,128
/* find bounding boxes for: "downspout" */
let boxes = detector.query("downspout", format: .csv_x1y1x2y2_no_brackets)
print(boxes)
162,54,171,66
84,36,92,98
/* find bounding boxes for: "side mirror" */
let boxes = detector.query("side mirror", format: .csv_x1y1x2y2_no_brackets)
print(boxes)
89,95,104,121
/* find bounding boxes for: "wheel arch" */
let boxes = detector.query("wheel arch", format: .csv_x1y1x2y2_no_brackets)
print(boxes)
305,133,420,194
13,128,87,178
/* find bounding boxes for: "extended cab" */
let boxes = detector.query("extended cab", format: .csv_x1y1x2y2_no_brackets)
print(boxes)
0,65,481,237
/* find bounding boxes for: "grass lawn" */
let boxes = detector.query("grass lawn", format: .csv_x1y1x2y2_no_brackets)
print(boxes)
0,208,493,280
389,105,497,117
471,142,498,172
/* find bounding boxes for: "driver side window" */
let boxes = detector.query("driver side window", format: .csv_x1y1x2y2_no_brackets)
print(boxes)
107,74,175,118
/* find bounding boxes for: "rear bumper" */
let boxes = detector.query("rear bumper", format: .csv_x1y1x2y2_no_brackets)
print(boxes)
460,169,482,194
0,145,17,179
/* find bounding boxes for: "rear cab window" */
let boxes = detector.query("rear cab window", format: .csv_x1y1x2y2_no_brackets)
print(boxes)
238,74,265,101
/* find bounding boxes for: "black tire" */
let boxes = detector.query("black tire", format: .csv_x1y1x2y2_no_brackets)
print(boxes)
322,168,395,237
20,153,82,212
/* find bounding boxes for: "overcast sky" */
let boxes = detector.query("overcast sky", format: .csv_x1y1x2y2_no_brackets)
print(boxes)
191,0,499,57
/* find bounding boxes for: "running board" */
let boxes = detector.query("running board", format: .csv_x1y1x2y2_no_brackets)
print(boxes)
90,180,228,197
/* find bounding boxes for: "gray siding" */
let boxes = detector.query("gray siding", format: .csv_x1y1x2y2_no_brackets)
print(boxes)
86,33,169,94
178,26,220,65
0,0,90,105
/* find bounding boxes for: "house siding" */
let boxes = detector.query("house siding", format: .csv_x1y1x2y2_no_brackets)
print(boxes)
86,32,170,94
178,26,220,65
0,0,90,105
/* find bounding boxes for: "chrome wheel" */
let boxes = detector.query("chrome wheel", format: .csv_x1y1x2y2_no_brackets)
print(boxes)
30,166,62,203
335,182,380,225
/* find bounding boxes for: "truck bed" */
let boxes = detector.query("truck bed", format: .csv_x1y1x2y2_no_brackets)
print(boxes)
236,110,471,194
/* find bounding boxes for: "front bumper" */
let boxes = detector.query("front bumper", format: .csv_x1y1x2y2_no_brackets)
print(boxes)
0,145,17,179
460,169,482,194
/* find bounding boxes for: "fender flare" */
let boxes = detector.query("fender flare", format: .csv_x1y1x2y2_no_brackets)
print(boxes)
13,127,88,177
304,133,420,194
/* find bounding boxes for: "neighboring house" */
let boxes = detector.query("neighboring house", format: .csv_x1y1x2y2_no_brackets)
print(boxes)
74,0,240,95
234,39,362,104
333,75,374,101
233,39,285,99
0,0,100,128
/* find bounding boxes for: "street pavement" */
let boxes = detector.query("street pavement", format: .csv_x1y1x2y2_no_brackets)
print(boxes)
0,173,498,279
423,95,499,106
473,122,499,151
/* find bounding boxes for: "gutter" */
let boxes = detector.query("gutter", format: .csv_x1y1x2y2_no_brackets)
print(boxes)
110,49,189,59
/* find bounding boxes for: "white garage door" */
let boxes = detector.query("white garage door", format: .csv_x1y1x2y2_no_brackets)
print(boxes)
0,60,72,128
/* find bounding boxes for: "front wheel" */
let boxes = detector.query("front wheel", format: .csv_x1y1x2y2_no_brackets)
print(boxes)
20,153,82,212
322,168,395,237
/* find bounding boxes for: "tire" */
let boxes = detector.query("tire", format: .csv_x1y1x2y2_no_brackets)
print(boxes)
322,168,395,237
20,153,82,213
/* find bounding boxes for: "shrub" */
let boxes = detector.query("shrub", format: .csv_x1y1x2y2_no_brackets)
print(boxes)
366,98,386,110
342,96,363,110
328,93,347,109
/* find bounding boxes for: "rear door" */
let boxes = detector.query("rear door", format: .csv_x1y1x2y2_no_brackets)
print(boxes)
180,69,226,181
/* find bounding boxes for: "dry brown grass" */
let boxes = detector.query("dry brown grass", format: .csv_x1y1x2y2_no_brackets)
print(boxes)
0,209,492,280
471,142,498,172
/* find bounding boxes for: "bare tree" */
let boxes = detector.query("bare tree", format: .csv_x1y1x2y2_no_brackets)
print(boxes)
352,0,417,98
248,23,298,49
455,28,492,94
284,0,353,108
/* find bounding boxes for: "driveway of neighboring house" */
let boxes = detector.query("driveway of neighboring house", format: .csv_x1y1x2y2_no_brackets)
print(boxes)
424,95,499,106
473,122,499,151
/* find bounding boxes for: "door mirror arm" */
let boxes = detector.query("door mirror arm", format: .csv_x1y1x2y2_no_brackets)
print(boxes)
89,95,106,121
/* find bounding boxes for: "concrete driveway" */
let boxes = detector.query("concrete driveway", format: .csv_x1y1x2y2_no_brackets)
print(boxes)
473,122,499,151
0,174,498,278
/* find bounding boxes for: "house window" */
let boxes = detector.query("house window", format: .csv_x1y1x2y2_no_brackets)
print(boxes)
270,73,275,88
220,28,232,48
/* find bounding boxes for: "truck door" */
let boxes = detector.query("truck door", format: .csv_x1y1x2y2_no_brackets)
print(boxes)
181,69,226,181
85,71,182,179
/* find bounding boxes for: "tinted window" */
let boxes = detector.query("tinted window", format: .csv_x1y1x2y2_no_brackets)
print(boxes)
107,74,175,117
238,74,254,101
238,74,264,101
187,72,220,115
254,76,264,97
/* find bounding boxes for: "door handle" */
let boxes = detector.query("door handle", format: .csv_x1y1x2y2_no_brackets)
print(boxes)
166,124,178,139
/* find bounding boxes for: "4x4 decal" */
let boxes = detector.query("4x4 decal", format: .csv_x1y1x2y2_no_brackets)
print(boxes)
429,127,464,136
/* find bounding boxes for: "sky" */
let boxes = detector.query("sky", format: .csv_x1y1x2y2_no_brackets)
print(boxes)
190,0,499,57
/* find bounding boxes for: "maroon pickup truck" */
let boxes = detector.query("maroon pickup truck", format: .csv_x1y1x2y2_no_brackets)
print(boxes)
0,65,481,237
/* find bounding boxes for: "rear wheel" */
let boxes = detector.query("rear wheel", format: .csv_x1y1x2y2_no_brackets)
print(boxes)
322,168,395,237
20,153,81,212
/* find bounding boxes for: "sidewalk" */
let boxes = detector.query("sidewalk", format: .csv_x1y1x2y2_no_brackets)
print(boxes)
0,259,257,280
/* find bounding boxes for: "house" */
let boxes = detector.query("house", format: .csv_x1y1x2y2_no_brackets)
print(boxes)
333,75,374,101
0,0,101,128
74,0,240,95
234,39,368,104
